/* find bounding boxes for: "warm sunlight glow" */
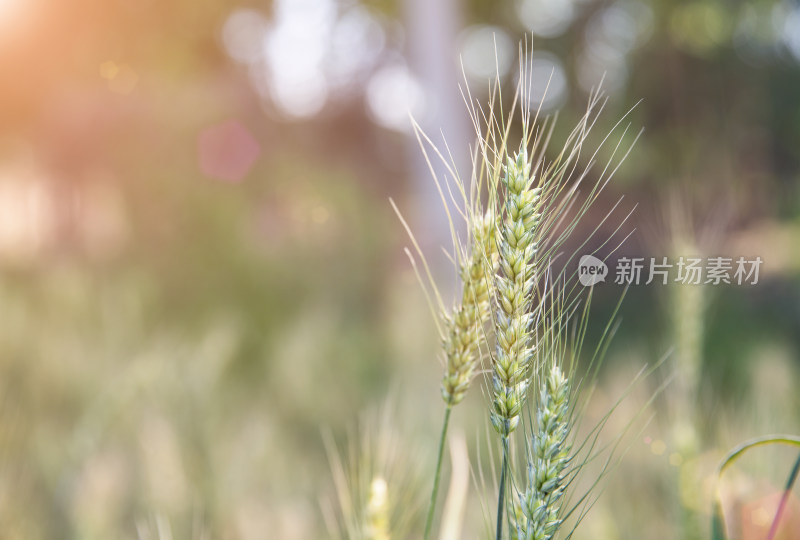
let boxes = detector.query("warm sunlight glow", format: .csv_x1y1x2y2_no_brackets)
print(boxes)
0,0,25,25
0,0,36,44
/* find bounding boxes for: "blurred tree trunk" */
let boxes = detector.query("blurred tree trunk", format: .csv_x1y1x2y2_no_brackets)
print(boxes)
404,0,469,296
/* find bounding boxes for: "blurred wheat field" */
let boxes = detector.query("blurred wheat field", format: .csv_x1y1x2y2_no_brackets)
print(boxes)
1,0,800,538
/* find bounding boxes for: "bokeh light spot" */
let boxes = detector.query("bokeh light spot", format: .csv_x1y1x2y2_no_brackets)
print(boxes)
327,5,385,88
783,6,800,62
222,0,386,120
517,0,576,39
519,52,568,112
311,205,329,224
100,61,119,80
577,49,628,95
0,175,55,264
366,64,425,132
260,0,336,118
741,492,800,539
732,4,779,64
577,0,653,94
197,121,261,183
669,2,732,56
459,25,515,81
222,9,269,65
650,439,666,456
107,64,139,95
751,505,771,527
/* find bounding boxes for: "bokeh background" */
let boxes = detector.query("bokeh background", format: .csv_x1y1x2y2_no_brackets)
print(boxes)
1,0,799,538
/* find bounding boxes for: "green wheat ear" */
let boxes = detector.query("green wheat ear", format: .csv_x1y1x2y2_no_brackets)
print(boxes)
322,406,422,540
422,206,498,540
512,365,571,540
365,477,390,540
442,209,499,406
491,148,542,437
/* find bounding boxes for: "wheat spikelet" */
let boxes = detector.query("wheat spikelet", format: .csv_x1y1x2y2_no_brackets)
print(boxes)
441,209,499,406
322,406,421,540
490,149,542,437
513,365,571,540
364,477,390,540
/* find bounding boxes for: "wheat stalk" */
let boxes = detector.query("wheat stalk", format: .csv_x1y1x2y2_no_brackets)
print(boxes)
424,207,498,540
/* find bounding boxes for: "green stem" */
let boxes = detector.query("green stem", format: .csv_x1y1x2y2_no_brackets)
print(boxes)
712,435,800,540
424,405,452,540
767,450,800,540
496,436,509,540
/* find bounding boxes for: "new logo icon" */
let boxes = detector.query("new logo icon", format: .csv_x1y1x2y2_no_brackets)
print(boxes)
578,255,608,287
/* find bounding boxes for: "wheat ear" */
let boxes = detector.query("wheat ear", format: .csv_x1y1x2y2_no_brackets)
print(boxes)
425,209,498,540
515,365,572,540
441,209,498,406
365,477,390,540
491,148,541,438
492,148,541,540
